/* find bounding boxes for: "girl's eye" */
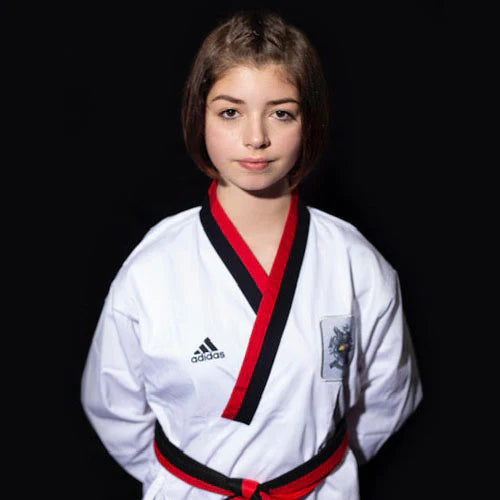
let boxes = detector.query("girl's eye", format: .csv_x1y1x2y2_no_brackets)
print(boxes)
220,109,239,120
273,110,295,121
218,109,295,121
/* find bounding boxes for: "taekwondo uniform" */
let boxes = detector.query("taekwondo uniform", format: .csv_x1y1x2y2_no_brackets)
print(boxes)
81,180,423,500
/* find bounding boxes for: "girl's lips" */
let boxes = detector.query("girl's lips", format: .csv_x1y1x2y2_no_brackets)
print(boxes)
237,160,271,170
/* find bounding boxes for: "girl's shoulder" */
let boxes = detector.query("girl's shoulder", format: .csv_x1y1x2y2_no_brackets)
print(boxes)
109,205,202,295
306,204,398,295
124,205,202,263
307,205,387,258
307,205,362,239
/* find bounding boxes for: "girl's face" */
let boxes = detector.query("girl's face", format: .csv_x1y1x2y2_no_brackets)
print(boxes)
204,64,302,196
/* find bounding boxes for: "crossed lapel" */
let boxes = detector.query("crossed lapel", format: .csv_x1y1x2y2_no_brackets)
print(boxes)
199,181,310,425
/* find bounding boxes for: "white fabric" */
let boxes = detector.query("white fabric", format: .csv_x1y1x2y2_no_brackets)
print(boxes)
81,203,422,499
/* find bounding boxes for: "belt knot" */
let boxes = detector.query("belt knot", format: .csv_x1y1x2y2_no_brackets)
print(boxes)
241,479,260,499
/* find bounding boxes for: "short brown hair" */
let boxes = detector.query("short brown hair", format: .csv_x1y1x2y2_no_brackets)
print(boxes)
181,9,330,191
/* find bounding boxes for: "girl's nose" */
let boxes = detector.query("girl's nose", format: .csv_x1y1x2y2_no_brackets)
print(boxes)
243,116,270,149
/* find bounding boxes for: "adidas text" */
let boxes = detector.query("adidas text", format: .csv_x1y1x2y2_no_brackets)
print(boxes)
191,352,225,363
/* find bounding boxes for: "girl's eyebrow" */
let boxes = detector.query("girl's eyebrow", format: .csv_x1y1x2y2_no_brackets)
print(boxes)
210,95,299,106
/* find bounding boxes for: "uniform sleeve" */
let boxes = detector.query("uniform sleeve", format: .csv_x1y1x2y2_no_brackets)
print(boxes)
346,269,423,464
81,283,155,483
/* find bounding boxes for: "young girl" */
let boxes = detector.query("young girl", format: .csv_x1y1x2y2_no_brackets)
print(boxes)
81,9,422,500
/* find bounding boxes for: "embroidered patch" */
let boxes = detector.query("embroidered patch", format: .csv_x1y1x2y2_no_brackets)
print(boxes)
320,315,354,380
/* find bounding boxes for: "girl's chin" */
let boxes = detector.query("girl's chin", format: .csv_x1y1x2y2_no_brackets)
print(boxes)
219,175,291,197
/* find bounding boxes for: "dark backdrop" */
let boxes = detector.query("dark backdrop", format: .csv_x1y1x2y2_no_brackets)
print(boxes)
64,2,462,498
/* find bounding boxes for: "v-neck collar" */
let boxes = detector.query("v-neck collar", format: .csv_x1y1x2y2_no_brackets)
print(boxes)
199,180,310,424
207,181,271,294
200,180,304,306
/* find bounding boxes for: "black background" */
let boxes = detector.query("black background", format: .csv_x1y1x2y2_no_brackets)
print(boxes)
63,1,469,498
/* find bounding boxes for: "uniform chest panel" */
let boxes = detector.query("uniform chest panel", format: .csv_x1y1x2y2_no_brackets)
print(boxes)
139,185,359,425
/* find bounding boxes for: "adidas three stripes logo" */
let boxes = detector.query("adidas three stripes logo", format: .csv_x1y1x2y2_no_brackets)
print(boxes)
191,337,225,363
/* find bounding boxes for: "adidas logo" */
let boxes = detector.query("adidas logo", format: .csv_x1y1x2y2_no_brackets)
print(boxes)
191,337,225,363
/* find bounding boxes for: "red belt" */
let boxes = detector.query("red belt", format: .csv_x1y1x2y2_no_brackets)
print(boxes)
153,418,348,499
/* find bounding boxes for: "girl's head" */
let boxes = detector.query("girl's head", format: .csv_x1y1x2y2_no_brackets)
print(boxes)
182,9,330,192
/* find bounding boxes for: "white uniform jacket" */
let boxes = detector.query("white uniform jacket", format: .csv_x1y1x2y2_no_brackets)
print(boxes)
81,181,422,500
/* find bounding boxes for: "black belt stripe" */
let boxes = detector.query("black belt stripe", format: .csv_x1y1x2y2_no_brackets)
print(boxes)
154,420,243,494
262,418,346,490
154,417,347,494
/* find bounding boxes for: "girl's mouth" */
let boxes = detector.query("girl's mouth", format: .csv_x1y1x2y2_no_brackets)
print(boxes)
237,160,272,170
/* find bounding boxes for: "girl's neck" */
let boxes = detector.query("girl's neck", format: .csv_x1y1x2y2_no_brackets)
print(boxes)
215,180,292,233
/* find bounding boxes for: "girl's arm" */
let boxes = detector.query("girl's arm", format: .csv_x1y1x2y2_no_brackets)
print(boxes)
346,269,423,464
81,284,155,483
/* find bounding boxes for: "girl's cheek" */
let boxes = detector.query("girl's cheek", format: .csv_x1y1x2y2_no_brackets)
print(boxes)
206,123,239,150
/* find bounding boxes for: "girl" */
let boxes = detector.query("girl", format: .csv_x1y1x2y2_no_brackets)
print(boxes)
81,9,422,500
